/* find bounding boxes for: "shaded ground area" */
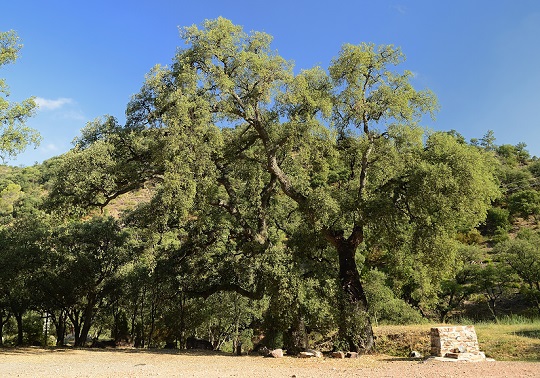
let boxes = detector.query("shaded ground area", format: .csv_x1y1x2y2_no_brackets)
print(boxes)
1,348,539,377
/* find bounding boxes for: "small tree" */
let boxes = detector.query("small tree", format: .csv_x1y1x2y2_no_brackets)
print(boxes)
496,232,540,312
435,245,483,323
508,190,540,219
0,30,41,161
38,216,132,346
481,207,511,236
471,262,516,321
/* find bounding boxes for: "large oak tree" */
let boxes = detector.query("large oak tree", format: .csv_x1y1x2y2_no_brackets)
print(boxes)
49,18,500,351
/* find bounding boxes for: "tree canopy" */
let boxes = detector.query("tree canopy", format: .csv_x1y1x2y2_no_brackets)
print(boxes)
44,18,500,352
2,19,521,354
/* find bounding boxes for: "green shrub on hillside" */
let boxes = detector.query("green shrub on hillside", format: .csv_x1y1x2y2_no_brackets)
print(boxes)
482,207,511,236
508,190,540,218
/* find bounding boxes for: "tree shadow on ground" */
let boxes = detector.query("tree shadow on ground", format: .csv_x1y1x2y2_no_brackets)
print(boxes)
380,356,425,362
0,346,248,357
515,330,540,339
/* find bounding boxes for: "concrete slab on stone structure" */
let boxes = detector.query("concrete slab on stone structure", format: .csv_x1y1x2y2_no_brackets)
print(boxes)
444,352,492,361
428,355,496,363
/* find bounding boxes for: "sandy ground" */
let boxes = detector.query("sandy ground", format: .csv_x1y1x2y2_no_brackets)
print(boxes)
1,348,539,378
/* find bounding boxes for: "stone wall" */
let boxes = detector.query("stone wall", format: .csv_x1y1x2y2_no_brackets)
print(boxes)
430,326,482,359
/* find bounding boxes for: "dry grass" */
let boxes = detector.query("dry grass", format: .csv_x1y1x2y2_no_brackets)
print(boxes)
374,324,433,357
475,322,540,361
374,321,540,361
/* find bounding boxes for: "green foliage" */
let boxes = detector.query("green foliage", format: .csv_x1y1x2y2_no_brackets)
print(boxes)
363,270,423,325
492,226,511,244
0,19,516,349
0,30,41,161
22,312,43,345
527,160,540,178
456,229,484,245
495,231,540,311
189,292,263,350
508,189,540,218
499,166,533,193
479,130,496,151
46,116,162,216
435,245,484,322
0,206,50,345
35,216,134,346
482,207,511,236
471,261,518,321
497,143,530,167
0,181,22,215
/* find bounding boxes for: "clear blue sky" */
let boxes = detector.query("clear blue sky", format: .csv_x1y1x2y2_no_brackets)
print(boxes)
2,0,540,166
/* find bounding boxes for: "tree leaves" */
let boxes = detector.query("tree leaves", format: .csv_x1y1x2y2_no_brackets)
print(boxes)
0,30,40,161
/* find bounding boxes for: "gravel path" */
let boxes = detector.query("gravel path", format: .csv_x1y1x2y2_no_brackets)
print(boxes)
1,348,539,377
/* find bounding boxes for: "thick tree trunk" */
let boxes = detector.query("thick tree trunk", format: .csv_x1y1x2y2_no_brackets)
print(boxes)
77,303,95,347
179,293,186,349
15,311,24,346
69,310,83,347
284,315,308,355
139,287,146,348
336,242,374,353
0,310,10,346
54,312,66,346
147,300,156,348
112,308,119,342
259,119,375,352
439,310,449,324
73,322,81,346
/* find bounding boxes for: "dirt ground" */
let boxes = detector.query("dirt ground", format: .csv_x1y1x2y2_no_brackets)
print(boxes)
1,348,539,378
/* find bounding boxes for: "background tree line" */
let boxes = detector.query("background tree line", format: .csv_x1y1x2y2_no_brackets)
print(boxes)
1,19,540,353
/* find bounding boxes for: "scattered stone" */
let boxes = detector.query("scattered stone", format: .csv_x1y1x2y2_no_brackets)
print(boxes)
299,352,314,358
269,349,283,358
346,352,358,359
331,351,345,359
306,349,323,358
410,350,423,358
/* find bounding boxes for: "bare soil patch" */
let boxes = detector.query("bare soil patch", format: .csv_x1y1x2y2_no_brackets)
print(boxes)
1,348,539,377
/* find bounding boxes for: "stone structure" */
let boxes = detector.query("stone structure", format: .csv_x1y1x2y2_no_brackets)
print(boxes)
430,326,487,361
